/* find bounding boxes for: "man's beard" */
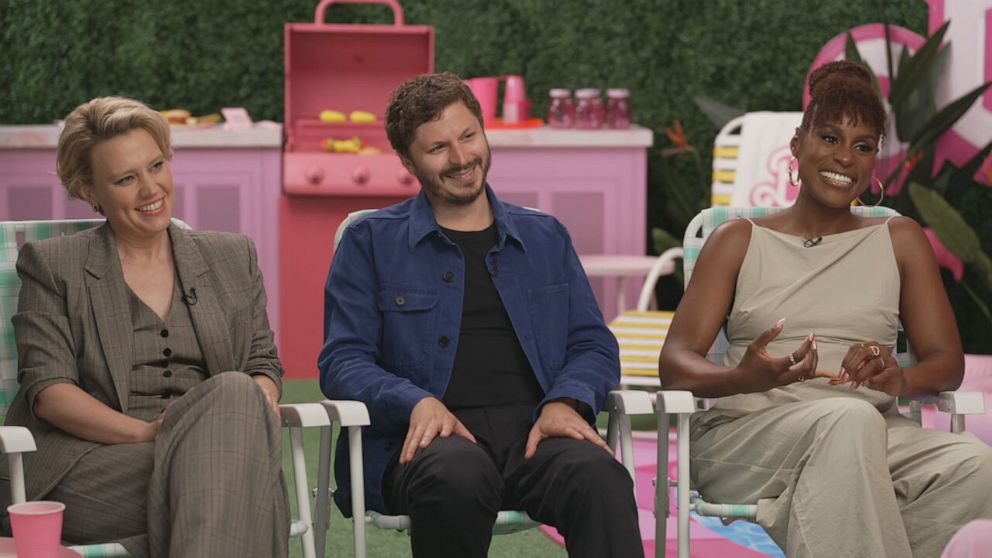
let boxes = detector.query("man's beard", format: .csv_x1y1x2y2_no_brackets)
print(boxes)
417,149,492,207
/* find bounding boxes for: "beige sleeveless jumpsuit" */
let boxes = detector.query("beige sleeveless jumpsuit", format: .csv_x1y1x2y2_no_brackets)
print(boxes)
689,220,992,558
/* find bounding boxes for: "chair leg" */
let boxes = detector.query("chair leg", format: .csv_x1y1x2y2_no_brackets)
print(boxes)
676,414,691,558
617,414,637,505
314,425,333,558
347,426,367,558
655,412,668,558
7,453,26,505
289,427,317,558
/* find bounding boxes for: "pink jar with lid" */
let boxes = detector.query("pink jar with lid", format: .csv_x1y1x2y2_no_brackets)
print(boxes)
547,88,575,128
574,88,604,129
606,88,631,129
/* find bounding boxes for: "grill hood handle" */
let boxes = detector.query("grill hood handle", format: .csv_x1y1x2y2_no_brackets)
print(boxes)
314,0,405,26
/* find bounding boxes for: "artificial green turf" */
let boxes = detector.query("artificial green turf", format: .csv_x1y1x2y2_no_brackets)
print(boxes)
280,380,567,558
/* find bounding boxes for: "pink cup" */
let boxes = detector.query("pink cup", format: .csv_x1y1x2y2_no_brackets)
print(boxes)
465,77,499,124
503,75,526,103
8,501,65,558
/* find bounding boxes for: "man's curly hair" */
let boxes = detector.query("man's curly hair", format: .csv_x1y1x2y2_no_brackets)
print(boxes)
385,72,483,159
799,60,887,139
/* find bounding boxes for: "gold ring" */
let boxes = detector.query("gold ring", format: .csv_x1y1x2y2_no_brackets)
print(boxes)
789,353,797,366
870,345,880,357
799,372,806,382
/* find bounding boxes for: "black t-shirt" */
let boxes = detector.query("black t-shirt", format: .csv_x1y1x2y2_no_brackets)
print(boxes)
440,223,544,410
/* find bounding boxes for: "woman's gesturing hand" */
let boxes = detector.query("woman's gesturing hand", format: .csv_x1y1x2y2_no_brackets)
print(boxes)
736,319,833,392
832,342,905,396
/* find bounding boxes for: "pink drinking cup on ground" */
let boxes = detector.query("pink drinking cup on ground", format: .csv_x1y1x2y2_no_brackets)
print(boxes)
8,501,66,558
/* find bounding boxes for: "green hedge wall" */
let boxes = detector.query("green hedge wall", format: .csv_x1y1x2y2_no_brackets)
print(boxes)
7,0,989,351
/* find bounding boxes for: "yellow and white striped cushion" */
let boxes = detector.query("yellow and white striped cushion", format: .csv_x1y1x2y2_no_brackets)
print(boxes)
609,310,673,377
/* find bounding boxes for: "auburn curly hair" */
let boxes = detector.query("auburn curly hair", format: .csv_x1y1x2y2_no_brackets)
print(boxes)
799,60,886,141
385,72,483,159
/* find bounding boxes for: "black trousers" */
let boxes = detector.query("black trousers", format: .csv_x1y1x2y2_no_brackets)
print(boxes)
384,403,644,558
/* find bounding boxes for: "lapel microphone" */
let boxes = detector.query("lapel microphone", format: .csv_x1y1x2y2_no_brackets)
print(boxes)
803,236,823,248
183,287,198,305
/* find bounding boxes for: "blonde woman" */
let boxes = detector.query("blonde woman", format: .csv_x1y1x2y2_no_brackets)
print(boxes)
0,97,288,558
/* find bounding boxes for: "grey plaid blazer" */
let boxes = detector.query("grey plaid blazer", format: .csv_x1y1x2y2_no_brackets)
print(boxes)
0,222,282,502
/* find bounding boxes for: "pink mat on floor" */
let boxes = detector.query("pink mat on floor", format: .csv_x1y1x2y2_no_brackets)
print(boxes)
539,437,770,557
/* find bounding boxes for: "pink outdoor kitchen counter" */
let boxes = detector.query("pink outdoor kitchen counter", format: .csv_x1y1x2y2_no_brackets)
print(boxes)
0,123,284,341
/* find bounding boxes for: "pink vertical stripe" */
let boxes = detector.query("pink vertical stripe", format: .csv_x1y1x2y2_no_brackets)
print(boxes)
985,9,992,111
928,0,945,36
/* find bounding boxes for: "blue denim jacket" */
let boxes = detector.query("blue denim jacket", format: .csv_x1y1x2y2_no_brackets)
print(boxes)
319,185,620,516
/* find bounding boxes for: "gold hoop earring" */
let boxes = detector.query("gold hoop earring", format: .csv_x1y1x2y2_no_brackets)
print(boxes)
788,157,801,188
870,177,885,207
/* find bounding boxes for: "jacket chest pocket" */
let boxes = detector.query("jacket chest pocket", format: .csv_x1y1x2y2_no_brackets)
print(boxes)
528,283,569,369
377,287,438,372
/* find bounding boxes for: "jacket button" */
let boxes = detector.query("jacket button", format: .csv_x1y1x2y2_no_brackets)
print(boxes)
395,295,406,306
163,347,173,358
163,369,173,378
160,329,169,338
438,336,450,348
443,271,455,283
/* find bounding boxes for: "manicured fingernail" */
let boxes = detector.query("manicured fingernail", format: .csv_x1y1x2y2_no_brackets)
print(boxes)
812,338,817,351
775,318,786,329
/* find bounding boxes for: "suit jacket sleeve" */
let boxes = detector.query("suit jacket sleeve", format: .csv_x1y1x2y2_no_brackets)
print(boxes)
12,241,80,418
239,236,284,395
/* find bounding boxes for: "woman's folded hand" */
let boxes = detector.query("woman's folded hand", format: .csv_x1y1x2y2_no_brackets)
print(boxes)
736,319,838,393
831,342,905,396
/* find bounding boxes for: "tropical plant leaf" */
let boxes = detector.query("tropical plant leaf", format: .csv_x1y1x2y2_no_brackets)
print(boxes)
908,147,938,188
908,182,984,263
946,139,992,200
889,20,950,108
930,159,954,198
975,252,992,294
907,82,992,154
845,32,882,98
892,45,915,142
693,96,745,130
894,46,945,142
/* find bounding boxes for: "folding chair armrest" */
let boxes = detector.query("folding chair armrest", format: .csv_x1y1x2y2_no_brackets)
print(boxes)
936,391,985,415
606,390,654,416
280,403,332,428
935,391,985,434
319,399,371,427
0,426,36,506
654,390,697,416
0,425,36,454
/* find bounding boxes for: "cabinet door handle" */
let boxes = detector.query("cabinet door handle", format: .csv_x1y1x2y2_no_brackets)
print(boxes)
397,168,415,186
305,165,325,185
352,165,370,185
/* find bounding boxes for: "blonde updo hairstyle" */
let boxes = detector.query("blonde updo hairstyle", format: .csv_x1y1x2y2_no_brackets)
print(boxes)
56,96,173,205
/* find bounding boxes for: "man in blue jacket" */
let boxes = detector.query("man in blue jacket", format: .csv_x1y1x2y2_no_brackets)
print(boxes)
319,72,642,558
